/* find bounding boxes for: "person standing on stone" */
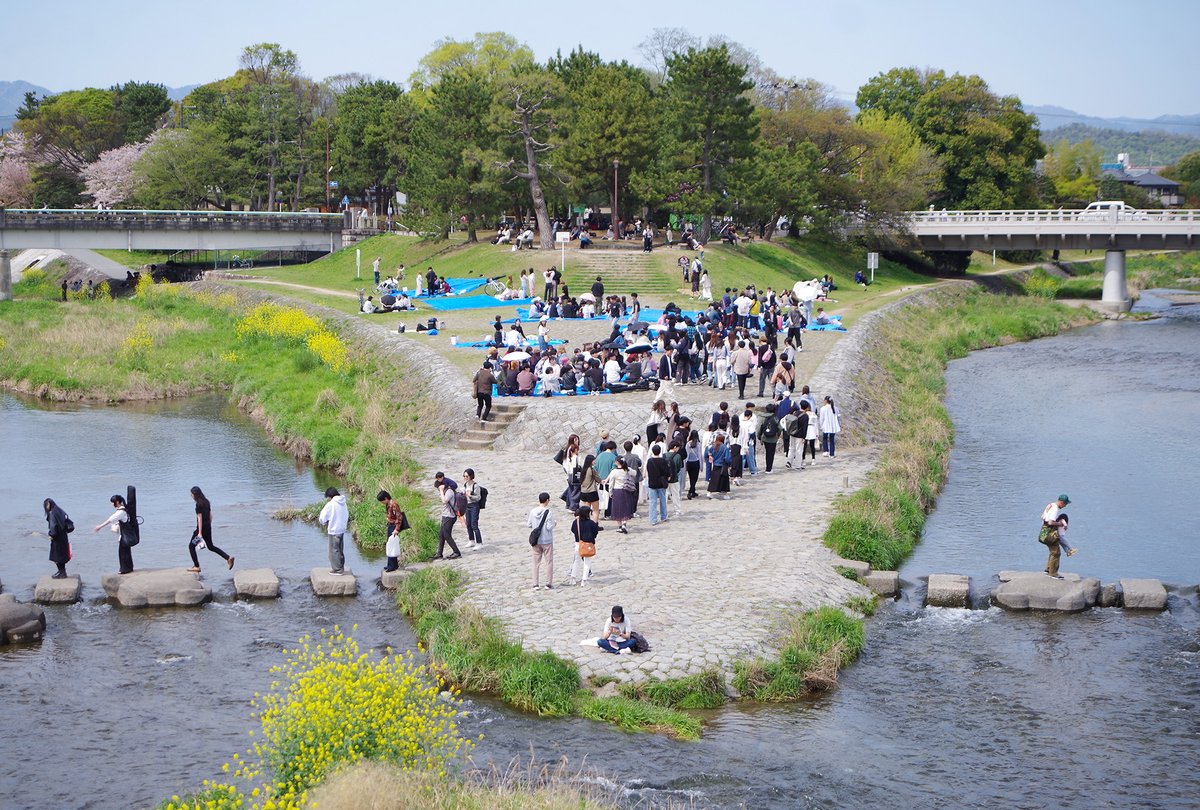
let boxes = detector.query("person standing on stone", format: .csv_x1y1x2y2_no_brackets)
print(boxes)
1040,494,1071,578
93,493,134,575
186,486,234,573
43,498,73,579
318,487,349,575
434,480,462,561
528,491,557,589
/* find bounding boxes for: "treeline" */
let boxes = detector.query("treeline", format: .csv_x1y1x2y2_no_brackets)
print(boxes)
1045,123,1200,167
2,30,1081,265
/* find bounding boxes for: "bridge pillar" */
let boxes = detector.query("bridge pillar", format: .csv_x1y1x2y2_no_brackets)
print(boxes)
1100,250,1131,312
0,249,11,302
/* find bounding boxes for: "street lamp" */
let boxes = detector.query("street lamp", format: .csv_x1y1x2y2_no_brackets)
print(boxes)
613,158,620,237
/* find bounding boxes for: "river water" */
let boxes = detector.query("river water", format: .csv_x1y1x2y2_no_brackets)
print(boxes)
1,293,1197,809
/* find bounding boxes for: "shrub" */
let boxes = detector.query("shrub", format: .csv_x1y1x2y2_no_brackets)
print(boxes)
1023,268,1061,299
733,607,865,702
617,670,726,710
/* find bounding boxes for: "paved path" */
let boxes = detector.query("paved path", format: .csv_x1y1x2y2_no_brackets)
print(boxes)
417,443,875,684
64,248,134,279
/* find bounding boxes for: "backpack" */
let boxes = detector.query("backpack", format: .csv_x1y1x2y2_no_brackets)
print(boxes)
786,414,804,438
761,416,780,441
478,486,489,510
630,631,651,653
454,490,468,516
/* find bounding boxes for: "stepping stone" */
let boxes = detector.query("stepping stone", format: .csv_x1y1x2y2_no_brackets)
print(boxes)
992,571,1099,612
831,557,870,578
926,574,970,608
34,574,82,604
233,568,280,599
311,567,357,596
380,569,410,590
100,568,212,608
864,570,899,597
1120,578,1168,610
1097,583,1120,607
0,594,47,644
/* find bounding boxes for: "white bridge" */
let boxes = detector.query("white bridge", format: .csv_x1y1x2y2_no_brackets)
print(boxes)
898,208,1200,311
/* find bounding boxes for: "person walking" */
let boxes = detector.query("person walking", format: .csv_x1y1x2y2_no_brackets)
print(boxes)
93,493,136,575
473,361,494,422
186,486,234,572
434,480,462,560
756,336,776,397
684,430,703,499
756,407,782,473
43,498,73,579
462,468,484,548
819,396,841,457
528,491,557,589
376,489,407,572
317,487,350,574
730,340,755,399
646,445,671,525
1040,494,1071,578
800,400,819,467
569,506,599,586
604,458,635,534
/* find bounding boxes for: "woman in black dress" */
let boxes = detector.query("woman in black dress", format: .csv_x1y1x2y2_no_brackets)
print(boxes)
43,498,73,578
187,486,234,572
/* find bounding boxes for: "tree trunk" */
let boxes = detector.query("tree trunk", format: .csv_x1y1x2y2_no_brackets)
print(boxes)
518,108,554,249
700,139,713,243
762,210,781,243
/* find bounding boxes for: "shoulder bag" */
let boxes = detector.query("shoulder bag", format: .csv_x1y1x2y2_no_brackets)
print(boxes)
577,517,596,558
529,508,549,546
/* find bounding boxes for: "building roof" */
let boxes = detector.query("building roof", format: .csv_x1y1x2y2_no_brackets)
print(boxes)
1128,171,1179,190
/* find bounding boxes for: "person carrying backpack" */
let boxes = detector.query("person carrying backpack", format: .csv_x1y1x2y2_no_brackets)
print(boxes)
462,468,486,548
757,406,782,473
44,498,74,579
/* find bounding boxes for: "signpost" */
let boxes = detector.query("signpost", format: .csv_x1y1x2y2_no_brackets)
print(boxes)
556,231,570,274
867,251,879,283
356,248,361,280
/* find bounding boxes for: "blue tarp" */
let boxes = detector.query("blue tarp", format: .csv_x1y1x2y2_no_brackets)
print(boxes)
454,338,568,349
422,295,533,312
445,277,489,295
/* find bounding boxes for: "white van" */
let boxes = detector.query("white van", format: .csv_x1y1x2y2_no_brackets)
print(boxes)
1078,201,1142,220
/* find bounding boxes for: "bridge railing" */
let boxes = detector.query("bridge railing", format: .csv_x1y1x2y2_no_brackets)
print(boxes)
0,208,345,233
906,209,1200,226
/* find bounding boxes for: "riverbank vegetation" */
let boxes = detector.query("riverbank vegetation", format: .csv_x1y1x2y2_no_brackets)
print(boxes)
1016,251,1200,300
822,286,1099,570
0,270,437,560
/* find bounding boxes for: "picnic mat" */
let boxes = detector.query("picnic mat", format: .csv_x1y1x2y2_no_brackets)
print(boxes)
422,295,533,312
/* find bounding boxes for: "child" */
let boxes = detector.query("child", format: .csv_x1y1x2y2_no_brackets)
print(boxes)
1058,513,1079,557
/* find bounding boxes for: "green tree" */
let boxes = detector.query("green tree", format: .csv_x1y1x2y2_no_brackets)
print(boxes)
331,81,414,215
16,87,124,174
1098,174,1152,209
660,45,758,241
1163,150,1200,206
406,68,505,240
1042,138,1101,205
134,124,237,210
855,109,941,220
409,32,534,91
563,63,657,227
113,81,171,143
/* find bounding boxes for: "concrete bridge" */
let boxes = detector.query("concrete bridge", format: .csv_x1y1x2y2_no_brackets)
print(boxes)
899,208,1200,311
0,208,344,298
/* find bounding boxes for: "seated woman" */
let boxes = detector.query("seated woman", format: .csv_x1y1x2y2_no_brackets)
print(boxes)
598,605,635,654
559,365,578,393
517,228,535,249
361,296,378,314
579,230,592,248
394,293,412,310
495,227,512,245
529,299,546,319
561,299,578,318
517,363,537,396
540,359,561,394
502,364,520,395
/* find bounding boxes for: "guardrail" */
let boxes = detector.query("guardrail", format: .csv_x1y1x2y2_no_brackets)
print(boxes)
0,208,344,233
906,209,1200,225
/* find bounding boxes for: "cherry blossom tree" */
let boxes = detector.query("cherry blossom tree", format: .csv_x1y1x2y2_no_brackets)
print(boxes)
0,131,34,207
81,138,151,207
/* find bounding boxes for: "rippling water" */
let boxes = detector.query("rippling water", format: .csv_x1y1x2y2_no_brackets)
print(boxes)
2,296,1199,809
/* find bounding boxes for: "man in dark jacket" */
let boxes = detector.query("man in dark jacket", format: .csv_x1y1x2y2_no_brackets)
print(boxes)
645,445,671,525
473,361,495,422
591,276,604,301
756,336,776,397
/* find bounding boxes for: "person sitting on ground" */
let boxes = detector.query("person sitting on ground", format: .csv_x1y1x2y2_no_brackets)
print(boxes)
517,363,537,396
598,605,635,653
560,363,578,393
505,324,525,349
855,270,870,288
584,359,606,394
394,292,412,310
502,363,520,396
813,308,834,325
579,230,592,248
517,228,535,249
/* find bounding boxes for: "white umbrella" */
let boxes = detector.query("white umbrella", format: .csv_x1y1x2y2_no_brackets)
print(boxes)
578,291,596,302
502,350,531,362
793,280,820,302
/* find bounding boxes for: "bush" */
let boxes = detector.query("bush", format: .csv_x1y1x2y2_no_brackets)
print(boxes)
618,669,726,710
1023,268,1061,299
733,607,865,702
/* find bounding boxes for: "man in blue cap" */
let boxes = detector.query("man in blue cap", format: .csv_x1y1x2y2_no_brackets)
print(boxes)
1040,494,1071,578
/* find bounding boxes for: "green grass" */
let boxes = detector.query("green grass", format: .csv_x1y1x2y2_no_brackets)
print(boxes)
821,285,1098,570
394,568,701,737
732,607,865,702
616,669,726,710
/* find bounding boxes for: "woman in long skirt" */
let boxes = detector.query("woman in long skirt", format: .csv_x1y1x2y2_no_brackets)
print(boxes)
43,498,72,578
729,416,744,486
604,458,635,534
706,435,732,499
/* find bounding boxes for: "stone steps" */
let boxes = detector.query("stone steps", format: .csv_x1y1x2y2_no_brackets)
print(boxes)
456,402,527,450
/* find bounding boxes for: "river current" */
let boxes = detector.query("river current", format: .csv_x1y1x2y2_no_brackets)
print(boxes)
1,293,1197,809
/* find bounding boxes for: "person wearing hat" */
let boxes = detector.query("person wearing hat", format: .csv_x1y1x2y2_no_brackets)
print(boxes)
1040,494,1071,578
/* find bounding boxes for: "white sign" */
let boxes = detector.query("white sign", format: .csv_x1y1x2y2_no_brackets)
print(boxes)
867,252,879,270
555,231,571,244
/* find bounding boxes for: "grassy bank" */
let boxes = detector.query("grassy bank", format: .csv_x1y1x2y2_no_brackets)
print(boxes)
0,269,437,560
1016,251,1200,299
822,285,1099,570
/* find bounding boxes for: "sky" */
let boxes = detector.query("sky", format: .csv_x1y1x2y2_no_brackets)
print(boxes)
2,0,1198,120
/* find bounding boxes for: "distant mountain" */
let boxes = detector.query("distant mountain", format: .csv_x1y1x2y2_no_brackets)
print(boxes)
167,84,200,102
1044,123,1200,166
0,80,52,131
1030,104,1200,136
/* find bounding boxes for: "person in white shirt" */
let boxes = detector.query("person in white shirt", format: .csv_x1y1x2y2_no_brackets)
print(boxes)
505,325,524,349
361,296,377,314
92,493,135,574
597,605,635,654
317,487,350,574
818,396,841,457
1040,494,1072,577
604,356,622,385
734,293,754,327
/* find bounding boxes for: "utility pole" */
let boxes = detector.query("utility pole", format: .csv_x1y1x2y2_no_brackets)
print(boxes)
325,123,331,212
